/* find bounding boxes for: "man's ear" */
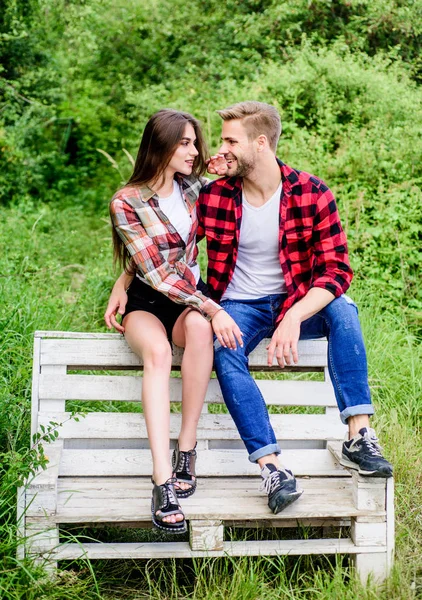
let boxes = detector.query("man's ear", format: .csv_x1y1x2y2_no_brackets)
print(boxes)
256,134,268,152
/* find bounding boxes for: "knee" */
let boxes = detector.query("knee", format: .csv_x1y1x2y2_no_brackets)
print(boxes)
143,342,172,370
214,339,246,373
184,311,213,346
324,296,356,319
323,296,360,330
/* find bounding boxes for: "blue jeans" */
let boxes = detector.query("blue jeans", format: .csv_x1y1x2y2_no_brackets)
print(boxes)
214,294,374,463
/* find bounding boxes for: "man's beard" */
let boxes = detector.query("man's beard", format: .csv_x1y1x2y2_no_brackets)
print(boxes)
230,154,255,177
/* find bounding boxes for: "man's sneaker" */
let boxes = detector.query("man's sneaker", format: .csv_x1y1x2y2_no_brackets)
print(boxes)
340,427,393,477
260,464,303,514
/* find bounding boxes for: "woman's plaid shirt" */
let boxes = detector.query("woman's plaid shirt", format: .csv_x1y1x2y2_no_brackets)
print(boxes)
110,174,221,320
197,160,353,324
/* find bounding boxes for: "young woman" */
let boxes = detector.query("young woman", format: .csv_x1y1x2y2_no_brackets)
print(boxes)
106,109,241,533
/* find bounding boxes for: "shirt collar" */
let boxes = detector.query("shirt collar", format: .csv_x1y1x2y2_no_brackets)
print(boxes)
138,185,156,202
138,174,186,203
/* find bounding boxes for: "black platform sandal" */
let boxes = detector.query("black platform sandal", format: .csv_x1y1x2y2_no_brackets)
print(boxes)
172,441,197,498
151,477,187,534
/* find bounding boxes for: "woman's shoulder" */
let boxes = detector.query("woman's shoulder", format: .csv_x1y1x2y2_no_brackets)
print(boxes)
110,185,144,208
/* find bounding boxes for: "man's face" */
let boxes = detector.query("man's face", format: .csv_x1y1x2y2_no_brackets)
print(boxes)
218,120,256,177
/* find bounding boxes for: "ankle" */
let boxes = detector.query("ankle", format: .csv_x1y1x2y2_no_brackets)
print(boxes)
257,454,280,470
348,415,370,439
177,437,197,452
152,469,173,486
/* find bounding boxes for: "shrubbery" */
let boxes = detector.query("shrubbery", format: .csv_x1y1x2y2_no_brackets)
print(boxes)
1,0,421,321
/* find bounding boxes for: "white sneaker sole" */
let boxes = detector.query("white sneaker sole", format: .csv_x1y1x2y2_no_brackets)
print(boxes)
340,456,390,478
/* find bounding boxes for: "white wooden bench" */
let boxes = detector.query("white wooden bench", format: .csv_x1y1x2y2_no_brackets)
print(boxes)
18,331,394,584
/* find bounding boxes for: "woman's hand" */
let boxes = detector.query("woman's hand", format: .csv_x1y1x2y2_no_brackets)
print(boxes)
104,274,132,332
211,309,243,350
207,154,228,176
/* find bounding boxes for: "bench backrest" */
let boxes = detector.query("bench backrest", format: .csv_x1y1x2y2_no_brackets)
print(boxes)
32,331,347,478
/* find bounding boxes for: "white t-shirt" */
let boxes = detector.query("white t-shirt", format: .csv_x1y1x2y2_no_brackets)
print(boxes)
157,181,200,283
222,182,286,300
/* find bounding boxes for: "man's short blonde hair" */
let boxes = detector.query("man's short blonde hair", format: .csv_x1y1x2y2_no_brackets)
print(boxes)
217,101,282,151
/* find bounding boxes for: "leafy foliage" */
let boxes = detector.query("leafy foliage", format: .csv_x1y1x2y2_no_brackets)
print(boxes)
1,0,421,322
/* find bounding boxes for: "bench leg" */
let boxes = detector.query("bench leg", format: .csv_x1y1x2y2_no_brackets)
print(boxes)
189,519,224,551
352,551,388,585
26,520,59,574
351,476,395,585
351,516,389,585
386,478,395,572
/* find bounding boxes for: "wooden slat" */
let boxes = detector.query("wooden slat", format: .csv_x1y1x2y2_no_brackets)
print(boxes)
56,448,348,478
38,412,346,442
35,331,124,339
327,440,343,462
52,538,385,560
56,475,351,492
386,478,395,570
38,476,384,523
38,374,336,407
31,336,41,441
39,336,328,369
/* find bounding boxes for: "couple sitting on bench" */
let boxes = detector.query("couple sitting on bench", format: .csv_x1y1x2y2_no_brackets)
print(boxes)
105,101,393,534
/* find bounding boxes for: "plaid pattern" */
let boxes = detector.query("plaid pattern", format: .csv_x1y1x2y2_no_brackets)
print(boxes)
197,160,353,323
110,174,221,320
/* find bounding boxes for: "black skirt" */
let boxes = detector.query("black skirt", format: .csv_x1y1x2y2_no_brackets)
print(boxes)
122,276,210,341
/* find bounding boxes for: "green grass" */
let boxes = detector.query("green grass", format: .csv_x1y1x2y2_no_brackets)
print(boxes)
1,199,421,599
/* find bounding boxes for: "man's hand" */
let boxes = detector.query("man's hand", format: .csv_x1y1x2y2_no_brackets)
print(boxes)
266,311,301,368
104,282,129,333
266,289,335,367
207,154,228,176
211,309,243,350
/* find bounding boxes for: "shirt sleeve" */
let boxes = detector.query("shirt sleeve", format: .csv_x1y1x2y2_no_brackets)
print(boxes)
310,187,354,296
110,197,222,320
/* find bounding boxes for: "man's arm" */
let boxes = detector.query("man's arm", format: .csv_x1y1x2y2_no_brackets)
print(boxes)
309,185,353,296
266,288,334,367
267,183,352,367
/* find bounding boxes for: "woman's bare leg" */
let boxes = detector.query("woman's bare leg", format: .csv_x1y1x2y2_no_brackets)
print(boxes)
123,310,182,524
172,309,214,489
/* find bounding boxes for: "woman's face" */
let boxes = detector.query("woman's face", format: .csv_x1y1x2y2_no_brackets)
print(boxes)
167,123,199,176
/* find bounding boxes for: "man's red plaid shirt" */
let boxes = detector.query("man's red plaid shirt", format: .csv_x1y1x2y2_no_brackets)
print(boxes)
197,160,353,324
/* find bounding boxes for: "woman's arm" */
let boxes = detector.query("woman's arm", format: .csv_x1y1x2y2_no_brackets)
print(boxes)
104,271,134,332
110,196,222,321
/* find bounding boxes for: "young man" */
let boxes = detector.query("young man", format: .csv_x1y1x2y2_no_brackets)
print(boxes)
199,101,392,514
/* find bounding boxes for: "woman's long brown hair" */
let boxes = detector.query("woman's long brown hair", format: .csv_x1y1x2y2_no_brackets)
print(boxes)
111,109,208,273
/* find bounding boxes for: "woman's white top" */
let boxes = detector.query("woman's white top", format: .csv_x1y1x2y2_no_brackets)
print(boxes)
158,180,200,283
222,181,286,300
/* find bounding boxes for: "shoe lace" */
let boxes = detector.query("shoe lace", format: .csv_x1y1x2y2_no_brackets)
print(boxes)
260,470,289,495
361,430,383,457
175,448,195,474
161,478,178,507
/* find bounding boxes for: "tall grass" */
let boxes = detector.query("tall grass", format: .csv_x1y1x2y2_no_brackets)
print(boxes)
1,199,421,599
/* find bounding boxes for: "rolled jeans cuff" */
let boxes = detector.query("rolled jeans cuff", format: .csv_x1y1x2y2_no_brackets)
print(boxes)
248,443,281,464
340,404,375,425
